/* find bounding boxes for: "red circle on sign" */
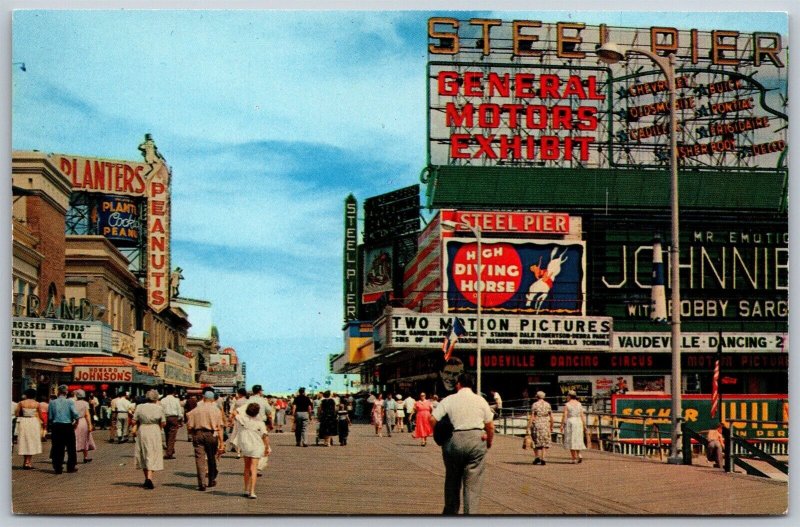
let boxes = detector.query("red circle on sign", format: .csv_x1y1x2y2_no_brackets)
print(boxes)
451,242,522,307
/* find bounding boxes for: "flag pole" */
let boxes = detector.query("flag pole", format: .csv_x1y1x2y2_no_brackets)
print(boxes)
717,330,723,424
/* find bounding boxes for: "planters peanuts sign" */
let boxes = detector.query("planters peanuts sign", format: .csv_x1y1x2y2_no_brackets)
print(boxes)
97,195,141,247
443,239,585,315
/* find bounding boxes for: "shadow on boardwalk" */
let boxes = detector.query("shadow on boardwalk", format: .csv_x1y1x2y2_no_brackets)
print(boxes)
11,424,787,515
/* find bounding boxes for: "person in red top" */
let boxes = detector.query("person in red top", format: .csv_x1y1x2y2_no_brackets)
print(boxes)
412,393,433,446
273,397,287,433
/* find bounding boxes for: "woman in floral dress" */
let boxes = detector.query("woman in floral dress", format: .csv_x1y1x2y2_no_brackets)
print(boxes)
526,391,554,465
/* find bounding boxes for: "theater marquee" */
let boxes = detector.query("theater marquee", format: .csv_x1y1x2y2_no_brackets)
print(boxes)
375,311,612,351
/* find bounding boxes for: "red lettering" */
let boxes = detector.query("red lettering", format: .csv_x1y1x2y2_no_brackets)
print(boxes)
561,76,587,98
151,290,166,306
577,107,598,131
150,181,166,197
151,218,165,233
451,134,471,158
151,254,166,270
82,160,93,189
551,106,572,129
438,71,460,96
463,71,483,96
539,75,560,98
150,236,165,252
133,166,146,194
151,200,166,216
445,103,473,127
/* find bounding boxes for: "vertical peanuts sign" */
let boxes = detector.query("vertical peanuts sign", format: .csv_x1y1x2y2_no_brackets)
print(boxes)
146,161,171,312
52,135,172,313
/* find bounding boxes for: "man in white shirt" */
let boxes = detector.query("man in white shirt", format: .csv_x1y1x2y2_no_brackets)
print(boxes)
112,391,132,443
489,389,503,418
430,373,494,515
161,386,183,459
403,394,416,433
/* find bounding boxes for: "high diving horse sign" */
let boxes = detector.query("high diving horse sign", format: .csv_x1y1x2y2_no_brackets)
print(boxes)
444,239,585,315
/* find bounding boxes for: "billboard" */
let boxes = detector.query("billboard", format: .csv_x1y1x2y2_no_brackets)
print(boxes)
363,185,420,244
95,195,142,247
612,394,788,441
362,245,394,303
427,19,787,171
595,221,788,322
444,238,585,315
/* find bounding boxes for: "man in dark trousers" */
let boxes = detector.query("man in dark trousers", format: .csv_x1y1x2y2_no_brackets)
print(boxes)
291,387,313,447
160,386,183,459
186,390,224,490
430,373,494,515
48,384,80,474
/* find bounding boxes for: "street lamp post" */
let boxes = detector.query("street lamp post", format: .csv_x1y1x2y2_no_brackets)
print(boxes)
441,219,483,397
596,43,683,463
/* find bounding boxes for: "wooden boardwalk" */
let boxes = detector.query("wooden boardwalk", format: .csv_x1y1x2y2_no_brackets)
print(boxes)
11,423,788,516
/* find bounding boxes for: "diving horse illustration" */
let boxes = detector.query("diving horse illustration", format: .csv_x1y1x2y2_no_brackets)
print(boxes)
525,247,569,313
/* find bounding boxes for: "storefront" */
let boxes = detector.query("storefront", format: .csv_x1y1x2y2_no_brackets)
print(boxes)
158,348,200,393
67,356,161,399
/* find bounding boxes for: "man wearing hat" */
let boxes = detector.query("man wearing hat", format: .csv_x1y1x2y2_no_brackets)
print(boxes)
186,390,225,490
47,385,80,474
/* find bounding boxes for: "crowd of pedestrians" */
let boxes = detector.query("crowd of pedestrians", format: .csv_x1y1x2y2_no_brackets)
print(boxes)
13,381,600,515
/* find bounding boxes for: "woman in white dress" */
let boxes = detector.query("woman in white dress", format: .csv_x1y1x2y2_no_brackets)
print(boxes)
131,389,166,489
561,390,587,464
16,389,43,469
236,402,270,499
73,389,96,463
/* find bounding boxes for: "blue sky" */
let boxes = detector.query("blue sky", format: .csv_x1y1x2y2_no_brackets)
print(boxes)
8,7,792,393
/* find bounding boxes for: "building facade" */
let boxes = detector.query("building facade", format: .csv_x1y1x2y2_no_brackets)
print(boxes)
337,19,788,440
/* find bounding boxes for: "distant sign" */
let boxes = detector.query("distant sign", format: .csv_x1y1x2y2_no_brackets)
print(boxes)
612,394,788,441
344,195,359,322
363,185,419,244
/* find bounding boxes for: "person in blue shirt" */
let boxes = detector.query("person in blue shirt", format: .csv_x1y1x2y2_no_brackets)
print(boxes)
47,385,80,474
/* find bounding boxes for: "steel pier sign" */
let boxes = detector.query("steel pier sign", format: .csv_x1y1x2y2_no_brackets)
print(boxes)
427,18,787,171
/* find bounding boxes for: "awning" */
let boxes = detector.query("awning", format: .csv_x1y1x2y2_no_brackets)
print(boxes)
66,356,161,384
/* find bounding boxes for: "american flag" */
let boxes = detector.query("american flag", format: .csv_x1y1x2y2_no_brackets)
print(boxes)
710,333,722,418
442,316,467,361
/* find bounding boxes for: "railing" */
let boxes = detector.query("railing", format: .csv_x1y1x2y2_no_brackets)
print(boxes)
683,421,788,477
494,405,673,460
497,401,788,475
